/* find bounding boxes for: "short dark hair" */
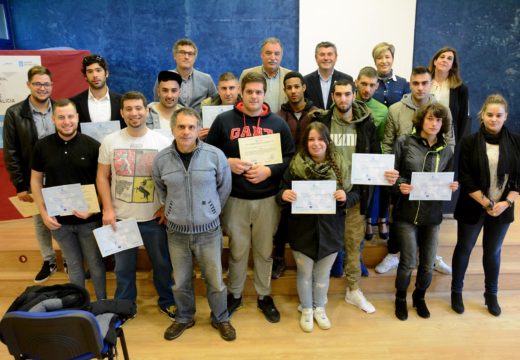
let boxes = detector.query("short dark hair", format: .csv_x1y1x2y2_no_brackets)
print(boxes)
283,71,305,87
171,107,201,128
218,72,238,83
331,79,355,94
315,41,337,55
81,54,108,75
173,39,198,56
52,98,77,113
411,66,431,78
413,102,450,135
357,66,378,80
28,66,52,82
241,72,267,92
120,91,147,109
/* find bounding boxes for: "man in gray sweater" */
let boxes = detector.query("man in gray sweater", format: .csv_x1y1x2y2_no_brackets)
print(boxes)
153,107,234,342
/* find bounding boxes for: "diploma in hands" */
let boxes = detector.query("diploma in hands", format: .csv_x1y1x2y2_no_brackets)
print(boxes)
291,180,337,214
93,218,144,257
409,172,454,201
238,133,283,165
351,153,395,185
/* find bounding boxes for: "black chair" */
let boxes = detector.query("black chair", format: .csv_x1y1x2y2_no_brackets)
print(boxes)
0,309,129,360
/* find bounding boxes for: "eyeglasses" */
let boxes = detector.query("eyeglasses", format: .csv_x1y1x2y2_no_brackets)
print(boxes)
83,55,105,64
176,50,196,57
31,82,52,88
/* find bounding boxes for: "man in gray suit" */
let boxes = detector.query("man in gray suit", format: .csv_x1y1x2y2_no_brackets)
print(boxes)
155,39,217,113
303,41,353,110
240,37,291,113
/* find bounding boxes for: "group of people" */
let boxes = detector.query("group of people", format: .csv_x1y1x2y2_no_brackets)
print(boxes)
2,36,518,341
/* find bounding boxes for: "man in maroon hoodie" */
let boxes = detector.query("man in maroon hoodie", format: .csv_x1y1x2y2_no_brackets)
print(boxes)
206,72,295,323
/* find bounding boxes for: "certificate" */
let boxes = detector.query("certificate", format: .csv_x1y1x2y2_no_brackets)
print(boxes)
351,153,395,185
238,133,282,165
291,180,336,214
8,196,39,217
42,183,88,216
93,218,144,257
409,172,454,201
80,121,121,143
202,105,234,128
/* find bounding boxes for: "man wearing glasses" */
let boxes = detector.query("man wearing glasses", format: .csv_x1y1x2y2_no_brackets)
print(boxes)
71,54,125,129
3,65,63,283
154,39,217,113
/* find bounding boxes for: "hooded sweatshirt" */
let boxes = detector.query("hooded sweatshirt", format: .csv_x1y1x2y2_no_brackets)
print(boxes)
206,101,295,199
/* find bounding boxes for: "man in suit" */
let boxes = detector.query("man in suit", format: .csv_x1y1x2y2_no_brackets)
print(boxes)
304,41,353,110
240,37,291,113
71,54,125,129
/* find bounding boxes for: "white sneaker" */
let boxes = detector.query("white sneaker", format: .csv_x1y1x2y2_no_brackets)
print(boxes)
434,255,452,275
313,307,331,330
375,253,399,274
300,308,314,332
345,288,376,314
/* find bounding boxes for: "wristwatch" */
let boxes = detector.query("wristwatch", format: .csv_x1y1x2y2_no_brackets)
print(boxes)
506,198,514,207
485,200,494,210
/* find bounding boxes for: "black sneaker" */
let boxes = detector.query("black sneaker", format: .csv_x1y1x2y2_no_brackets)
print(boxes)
227,294,243,316
63,261,68,274
257,296,280,323
159,305,177,321
271,258,286,279
34,261,57,283
164,320,195,340
211,320,236,341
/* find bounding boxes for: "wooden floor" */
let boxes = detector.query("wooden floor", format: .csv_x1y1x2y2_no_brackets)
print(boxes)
1,208,520,359
1,291,520,359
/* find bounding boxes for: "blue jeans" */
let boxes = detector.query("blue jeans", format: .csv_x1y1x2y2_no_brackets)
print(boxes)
33,214,56,263
394,221,439,292
114,219,174,308
452,214,510,294
52,220,106,299
168,227,228,323
293,250,337,309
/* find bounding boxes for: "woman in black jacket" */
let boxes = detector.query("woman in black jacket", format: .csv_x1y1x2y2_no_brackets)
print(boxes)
277,122,353,332
451,94,520,316
392,103,458,321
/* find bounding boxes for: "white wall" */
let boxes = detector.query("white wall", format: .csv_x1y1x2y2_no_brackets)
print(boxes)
299,0,417,79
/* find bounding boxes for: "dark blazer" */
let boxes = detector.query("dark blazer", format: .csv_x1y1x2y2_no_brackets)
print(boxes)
449,83,470,143
71,89,126,129
303,69,353,110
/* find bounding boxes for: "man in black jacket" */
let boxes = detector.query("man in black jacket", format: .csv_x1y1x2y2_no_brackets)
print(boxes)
71,54,125,129
3,65,61,283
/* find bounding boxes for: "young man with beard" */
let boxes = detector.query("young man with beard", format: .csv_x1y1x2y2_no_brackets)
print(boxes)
3,65,62,283
30,99,106,300
71,54,125,128
206,72,295,323
96,91,176,319
312,79,398,314
271,71,319,278
147,70,184,129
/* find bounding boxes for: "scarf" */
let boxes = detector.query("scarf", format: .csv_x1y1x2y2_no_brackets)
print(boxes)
377,70,393,82
289,150,345,189
477,124,519,190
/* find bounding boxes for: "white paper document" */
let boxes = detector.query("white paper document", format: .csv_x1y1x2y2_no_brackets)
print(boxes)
291,180,337,214
93,218,144,257
42,183,88,216
238,133,283,166
80,121,121,143
351,153,395,186
202,105,234,128
409,172,454,201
